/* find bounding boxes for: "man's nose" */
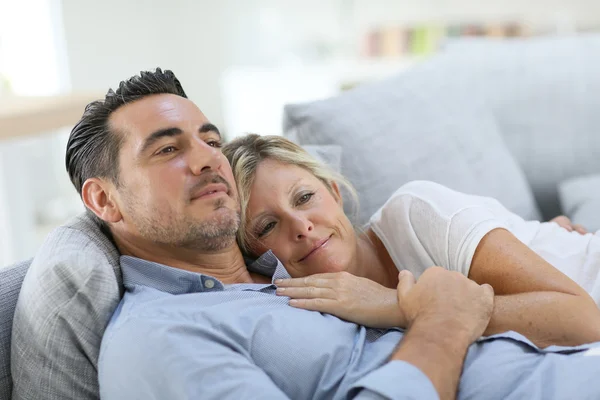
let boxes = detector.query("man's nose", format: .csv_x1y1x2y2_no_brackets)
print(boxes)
188,140,221,175
290,215,314,241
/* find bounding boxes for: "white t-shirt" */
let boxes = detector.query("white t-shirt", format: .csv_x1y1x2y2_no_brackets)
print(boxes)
369,180,600,304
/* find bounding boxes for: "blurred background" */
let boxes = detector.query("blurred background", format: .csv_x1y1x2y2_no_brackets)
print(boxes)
1,0,600,266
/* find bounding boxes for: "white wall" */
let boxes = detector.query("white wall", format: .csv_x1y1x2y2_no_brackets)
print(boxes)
0,141,37,266
0,0,70,265
60,0,228,128
59,0,348,130
352,0,600,28
0,150,15,267
60,0,600,132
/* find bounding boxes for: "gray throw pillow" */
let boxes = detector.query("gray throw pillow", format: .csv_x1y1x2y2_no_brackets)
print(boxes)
443,35,600,219
284,56,540,224
558,174,600,233
11,213,121,400
302,144,342,173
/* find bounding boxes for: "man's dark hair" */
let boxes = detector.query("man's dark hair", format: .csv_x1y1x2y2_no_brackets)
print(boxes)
65,68,187,230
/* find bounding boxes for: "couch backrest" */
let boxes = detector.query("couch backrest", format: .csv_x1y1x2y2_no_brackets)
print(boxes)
285,35,600,221
283,54,541,225
0,260,31,400
444,34,600,219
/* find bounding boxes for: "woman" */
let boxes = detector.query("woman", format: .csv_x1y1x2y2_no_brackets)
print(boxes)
223,134,600,348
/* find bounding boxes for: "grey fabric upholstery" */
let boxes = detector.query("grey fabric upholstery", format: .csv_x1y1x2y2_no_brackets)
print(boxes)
302,144,343,172
11,213,122,400
558,174,600,233
443,34,600,219
0,260,31,400
284,56,540,224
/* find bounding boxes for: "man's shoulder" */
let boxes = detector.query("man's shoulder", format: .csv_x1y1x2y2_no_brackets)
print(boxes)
100,288,158,346
100,286,288,348
99,286,182,354
102,284,200,331
98,287,289,377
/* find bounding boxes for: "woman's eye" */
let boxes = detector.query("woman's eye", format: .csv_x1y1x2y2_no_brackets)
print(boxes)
207,140,222,148
297,192,314,205
258,221,276,238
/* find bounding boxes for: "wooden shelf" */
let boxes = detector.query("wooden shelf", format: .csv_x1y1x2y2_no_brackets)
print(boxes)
0,92,102,141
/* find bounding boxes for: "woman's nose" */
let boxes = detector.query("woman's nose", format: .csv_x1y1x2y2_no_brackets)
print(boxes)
291,215,314,240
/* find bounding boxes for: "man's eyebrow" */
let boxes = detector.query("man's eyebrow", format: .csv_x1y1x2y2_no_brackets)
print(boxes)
139,127,183,155
138,123,220,156
199,123,221,136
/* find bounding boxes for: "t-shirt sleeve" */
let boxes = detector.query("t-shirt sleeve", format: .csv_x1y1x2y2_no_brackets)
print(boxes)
369,181,509,277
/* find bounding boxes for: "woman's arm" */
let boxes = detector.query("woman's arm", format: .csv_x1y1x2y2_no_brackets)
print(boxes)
275,229,600,348
469,228,600,347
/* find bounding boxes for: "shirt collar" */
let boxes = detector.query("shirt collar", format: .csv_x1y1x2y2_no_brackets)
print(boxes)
245,250,292,281
120,250,291,295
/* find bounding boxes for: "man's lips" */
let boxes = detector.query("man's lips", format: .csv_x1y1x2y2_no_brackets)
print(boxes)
190,183,229,201
299,235,333,262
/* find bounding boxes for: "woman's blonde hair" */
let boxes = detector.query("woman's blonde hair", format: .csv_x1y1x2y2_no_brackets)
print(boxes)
222,134,358,256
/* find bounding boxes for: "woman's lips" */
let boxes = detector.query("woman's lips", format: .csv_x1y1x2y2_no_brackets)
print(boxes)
299,235,332,262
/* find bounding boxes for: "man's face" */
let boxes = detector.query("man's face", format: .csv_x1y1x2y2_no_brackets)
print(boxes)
108,94,240,251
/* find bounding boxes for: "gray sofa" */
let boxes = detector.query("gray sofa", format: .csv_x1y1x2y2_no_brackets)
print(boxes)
2,34,600,399
0,261,29,400
285,34,600,229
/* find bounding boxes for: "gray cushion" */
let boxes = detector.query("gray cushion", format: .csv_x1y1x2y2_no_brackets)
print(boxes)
443,35,600,219
302,144,343,173
0,260,31,400
284,57,540,224
558,174,600,233
11,213,122,400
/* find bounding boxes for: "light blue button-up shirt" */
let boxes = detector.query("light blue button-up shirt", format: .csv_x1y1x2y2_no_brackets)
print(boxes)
99,251,600,400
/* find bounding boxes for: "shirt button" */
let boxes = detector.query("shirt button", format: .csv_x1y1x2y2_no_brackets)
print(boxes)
204,279,215,289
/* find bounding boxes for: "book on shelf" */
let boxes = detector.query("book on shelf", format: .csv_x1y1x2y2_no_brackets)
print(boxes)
362,22,528,59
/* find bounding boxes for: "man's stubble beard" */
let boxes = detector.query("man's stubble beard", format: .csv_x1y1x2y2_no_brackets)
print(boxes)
125,194,241,252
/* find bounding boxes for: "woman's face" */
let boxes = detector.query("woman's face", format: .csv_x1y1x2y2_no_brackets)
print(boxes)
245,158,358,278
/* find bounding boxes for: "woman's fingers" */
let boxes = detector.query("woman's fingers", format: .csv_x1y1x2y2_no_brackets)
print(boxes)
275,277,331,288
275,272,348,288
551,215,573,231
288,298,338,313
550,215,588,234
276,286,337,300
396,270,415,299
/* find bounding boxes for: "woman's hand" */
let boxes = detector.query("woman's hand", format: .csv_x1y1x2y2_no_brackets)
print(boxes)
550,215,587,234
275,271,405,329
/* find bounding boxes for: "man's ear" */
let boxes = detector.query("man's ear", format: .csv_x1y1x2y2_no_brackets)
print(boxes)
330,181,343,207
81,178,123,223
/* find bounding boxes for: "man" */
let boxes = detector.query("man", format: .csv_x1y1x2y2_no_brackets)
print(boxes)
67,69,600,400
